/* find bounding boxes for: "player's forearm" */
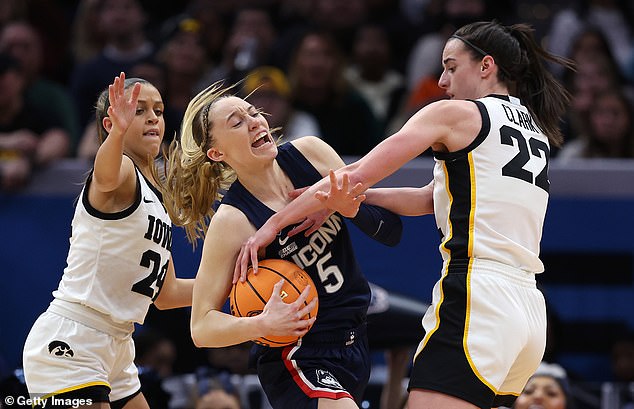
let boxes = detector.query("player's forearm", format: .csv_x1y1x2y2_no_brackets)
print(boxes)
365,185,433,216
266,183,329,234
191,309,265,348
93,130,126,190
154,278,194,310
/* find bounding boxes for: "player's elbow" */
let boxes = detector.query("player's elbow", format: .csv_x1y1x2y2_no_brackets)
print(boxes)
190,321,207,348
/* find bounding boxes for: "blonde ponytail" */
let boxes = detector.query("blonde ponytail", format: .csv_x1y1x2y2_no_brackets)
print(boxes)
155,81,237,246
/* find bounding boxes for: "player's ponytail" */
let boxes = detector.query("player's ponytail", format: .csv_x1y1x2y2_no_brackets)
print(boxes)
508,24,574,147
156,81,236,246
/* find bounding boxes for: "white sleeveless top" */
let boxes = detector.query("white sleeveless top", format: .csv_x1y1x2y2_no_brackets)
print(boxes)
432,95,549,274
53,167,173,324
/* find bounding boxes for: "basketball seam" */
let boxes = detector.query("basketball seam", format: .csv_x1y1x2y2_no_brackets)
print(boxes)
257,266,308,308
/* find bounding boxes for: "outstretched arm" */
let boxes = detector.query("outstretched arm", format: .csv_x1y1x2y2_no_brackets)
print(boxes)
362,181,435,217
235,100,465,276
92,72,141,193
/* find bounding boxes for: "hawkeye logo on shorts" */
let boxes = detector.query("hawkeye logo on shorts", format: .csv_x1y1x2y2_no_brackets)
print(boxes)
315,369,343,390
48,340,74,358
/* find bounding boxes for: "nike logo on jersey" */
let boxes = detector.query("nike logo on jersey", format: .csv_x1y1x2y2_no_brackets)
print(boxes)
278,234,289,245
143,197,154,203
372,220,384,236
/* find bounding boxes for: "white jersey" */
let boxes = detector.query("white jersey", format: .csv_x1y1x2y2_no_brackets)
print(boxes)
432,95,549,273
53,167,172,324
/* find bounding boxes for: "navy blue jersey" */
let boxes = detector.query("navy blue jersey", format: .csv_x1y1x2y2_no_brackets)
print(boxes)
221,143,371,337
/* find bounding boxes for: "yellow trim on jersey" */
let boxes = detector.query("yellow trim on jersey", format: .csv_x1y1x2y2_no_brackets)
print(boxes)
463,152,498,394
40,381,111,401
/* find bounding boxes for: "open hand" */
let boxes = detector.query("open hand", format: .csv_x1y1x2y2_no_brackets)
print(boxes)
315,170,366,218
287,187,334,237
259,280,317,338
107,72,141,135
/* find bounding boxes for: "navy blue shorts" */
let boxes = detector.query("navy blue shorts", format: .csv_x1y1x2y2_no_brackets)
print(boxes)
253,324,370,409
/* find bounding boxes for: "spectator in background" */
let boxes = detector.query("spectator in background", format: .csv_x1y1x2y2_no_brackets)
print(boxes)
69,0,106,65
545,0,634,78
195,388,241,409
202,6,277,87
0,53,70,191
309,0,368,55
134,328,176,409
344,23,406,137
70,0,155,130
270,0,369,73
560,51,626,147
288,29,381,156
0,21,81,153
405,0,494,93
611,330,634,383
242,65,321,142
185,0,227,65
134,328,177,380
156,15,210,146
0,0,26,28
558,89,634,161
512,362,574,409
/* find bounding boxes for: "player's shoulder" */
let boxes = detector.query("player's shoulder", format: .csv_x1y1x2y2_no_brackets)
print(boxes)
289,135,327,154
206,204,254,243
288,136,343,175
212,204,250,228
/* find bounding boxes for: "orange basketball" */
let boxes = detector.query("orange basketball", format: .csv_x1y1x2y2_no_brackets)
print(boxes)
229,259,319,347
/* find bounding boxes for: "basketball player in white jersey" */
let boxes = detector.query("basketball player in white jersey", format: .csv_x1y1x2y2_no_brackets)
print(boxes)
22,73,194,409
236,21,574,409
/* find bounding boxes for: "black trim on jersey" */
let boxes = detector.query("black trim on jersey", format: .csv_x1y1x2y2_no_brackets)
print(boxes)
138,167,164,203
433,100,491,162
81,169,142,220
33,385,111,408
409,274,497,408
442,157,473,271
111,388,142,409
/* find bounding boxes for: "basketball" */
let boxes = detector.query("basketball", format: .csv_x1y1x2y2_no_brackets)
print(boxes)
229,259,319,347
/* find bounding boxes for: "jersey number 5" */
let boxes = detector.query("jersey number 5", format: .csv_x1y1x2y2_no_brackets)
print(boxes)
500,125,550,192
131,249,168,301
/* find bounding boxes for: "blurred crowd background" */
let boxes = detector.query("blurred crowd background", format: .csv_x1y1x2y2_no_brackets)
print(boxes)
2,0,634,408
2,0,634,190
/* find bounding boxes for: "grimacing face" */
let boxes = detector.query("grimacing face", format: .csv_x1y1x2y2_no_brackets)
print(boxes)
205,96,276,166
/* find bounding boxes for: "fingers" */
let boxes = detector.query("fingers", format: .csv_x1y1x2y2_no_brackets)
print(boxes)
234,244,250,284
129,82,142,104
288,186,308,199
350,182,365,197
297,297,318,318
269,279,285,299
314,191,328,202
328,169,338,192
294,285,312,306
341,172,350,192
250,244,259,276
232,247,244,284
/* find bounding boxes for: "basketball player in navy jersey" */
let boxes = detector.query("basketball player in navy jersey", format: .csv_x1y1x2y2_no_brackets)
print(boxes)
22,73,195,409
237,21,574,409
158,82,402,408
